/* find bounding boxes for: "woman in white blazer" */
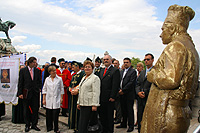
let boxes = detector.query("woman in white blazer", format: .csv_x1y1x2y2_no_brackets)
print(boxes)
42,66,64,133
77,60,100,133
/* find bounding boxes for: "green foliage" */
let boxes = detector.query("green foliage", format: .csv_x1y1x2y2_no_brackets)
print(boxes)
131,57,146,69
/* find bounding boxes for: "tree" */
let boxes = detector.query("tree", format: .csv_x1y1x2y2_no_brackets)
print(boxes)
131,57,146,69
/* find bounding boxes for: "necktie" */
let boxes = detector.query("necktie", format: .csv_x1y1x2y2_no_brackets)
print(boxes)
30,68,33,80
103,68,108,76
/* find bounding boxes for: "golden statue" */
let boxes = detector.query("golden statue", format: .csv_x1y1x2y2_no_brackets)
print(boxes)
141,5,199,133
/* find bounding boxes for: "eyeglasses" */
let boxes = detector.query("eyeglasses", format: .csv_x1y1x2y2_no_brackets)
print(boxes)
144,59,150,61
124,62,129,64
61,63,65,65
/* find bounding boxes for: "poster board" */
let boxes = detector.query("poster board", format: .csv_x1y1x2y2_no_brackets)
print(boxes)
0,58,19,104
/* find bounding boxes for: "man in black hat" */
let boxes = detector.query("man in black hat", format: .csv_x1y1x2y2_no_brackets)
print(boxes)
56,58,72,117
64,60,68,69
94,56,102,78
86,57,92,62
68,61,85,132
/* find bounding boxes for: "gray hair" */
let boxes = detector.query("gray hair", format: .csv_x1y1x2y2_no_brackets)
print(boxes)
104,54,112,60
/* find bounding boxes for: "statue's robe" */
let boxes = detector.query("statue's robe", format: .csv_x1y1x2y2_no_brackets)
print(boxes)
68,71,85,131
141,38,199,133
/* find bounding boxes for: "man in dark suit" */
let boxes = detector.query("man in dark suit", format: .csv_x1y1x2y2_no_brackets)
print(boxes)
18,57,42,132
99,54,120,133
116,57,137,132
113,59,122,125
43,57,59,83
135,53,154,133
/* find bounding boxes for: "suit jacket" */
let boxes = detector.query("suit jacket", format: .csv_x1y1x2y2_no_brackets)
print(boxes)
77,73,100,106
94,67,102,78
135,70,152,99
100,65,120,102
17,67,42,99
121,67,137,100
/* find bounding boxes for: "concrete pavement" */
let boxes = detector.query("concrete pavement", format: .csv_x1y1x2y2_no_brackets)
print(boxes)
0,104,199,133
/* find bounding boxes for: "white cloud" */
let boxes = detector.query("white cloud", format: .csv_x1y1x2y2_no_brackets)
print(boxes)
0,0,199,66
189,29,200,53
0,0,163,51
11,36,27,44
63,23,88,34
15,44,41,54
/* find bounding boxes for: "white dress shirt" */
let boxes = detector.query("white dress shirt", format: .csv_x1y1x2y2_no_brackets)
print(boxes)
145,66,153,77
58,67,65,73
42,75,64,109
120,67,130,89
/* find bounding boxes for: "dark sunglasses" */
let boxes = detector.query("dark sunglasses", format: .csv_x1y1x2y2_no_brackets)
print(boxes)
61,63,65,65
144,59,150,61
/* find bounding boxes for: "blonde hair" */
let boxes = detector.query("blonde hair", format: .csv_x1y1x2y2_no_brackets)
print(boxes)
48,66,56,73
137,62,144,68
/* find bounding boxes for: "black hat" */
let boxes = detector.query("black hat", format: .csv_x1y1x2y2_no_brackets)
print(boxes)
58,58,65,63
86,57,92,62
80,62,83,68
95,56,102,63
72,61,82,67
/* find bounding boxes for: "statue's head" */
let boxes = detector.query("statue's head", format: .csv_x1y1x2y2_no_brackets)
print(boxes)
160,5,195,44
10,22,16,29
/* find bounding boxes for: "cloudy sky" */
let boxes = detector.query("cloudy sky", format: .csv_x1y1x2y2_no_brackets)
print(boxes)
0,0,199,65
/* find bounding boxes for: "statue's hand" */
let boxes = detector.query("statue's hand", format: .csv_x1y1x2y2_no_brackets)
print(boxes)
147,69,155,83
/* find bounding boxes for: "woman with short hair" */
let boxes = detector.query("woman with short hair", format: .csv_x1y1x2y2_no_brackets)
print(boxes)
42,66,64,133
77,61,101,133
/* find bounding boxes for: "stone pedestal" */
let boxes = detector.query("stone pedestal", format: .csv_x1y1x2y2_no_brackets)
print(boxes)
192,81,200,117
0,38,17,54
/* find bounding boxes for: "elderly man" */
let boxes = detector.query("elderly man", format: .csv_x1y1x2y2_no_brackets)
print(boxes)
141,5,199,133
99,54,120,133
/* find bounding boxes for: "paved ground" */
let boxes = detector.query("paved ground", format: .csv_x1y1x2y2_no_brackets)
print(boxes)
0,104,199,133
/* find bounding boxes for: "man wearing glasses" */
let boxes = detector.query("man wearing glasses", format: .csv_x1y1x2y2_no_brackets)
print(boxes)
135,53,154,133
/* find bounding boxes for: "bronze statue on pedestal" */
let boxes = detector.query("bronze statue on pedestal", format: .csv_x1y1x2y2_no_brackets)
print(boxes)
0,18,17,54
141,5,199,133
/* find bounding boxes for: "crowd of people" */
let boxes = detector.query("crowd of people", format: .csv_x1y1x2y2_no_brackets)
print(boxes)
0,52,155,133
0,4,198,133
